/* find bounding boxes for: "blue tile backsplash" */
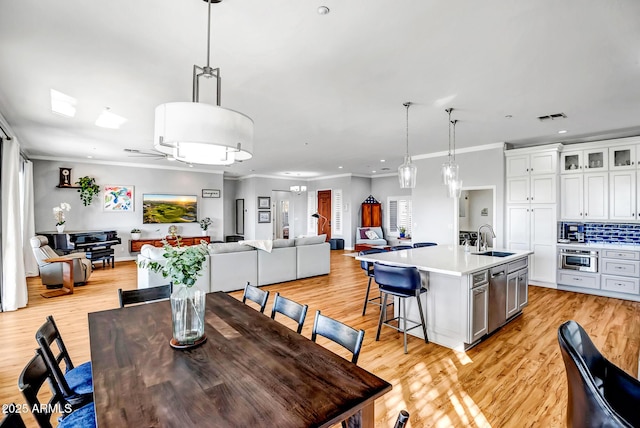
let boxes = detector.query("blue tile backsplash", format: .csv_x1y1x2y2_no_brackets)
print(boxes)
559,222,640,244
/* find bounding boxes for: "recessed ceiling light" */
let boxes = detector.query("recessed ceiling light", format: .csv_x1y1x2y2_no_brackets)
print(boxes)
317,6,330,15
380,159,386,163
338,166,343,169
372,170,377,173
188,163,194,168
50,89,76,117
95,108,127,129
558,130,568,134
87,155,93,159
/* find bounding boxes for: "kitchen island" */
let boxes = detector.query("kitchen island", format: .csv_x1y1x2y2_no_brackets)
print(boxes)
357,245,533,350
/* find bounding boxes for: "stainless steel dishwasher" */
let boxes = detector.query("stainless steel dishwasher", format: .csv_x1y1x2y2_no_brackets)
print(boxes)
488,263,508,333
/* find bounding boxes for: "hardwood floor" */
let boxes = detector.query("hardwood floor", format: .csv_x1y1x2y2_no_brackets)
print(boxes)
2,251,639,427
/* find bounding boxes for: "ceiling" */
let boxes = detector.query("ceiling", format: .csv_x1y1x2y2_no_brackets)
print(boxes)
1,0,639,179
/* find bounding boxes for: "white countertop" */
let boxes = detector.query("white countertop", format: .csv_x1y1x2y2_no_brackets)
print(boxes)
356,245,533,276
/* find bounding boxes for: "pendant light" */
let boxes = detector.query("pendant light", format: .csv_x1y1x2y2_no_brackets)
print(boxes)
398,102,417,188
441,108,458,185
154,0,254,166
447,118,462,198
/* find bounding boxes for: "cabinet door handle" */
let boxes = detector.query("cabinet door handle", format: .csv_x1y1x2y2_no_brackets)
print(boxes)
585,213,588,216
526,168,529,172
573,277,582,281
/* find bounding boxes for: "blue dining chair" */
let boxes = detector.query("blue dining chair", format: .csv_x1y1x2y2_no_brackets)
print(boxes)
374,262,428,353
359,248,390,316
413,242,437,248
390,245,412,251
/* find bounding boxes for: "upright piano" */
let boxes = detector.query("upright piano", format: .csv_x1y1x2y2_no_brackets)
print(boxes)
37,230,121,268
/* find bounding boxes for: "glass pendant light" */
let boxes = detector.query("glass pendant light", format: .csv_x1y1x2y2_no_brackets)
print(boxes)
441,108,458,185
398,102,417,188
447,118,462,198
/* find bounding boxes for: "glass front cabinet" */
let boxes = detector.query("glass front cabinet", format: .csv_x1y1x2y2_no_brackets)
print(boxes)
561,149,608,173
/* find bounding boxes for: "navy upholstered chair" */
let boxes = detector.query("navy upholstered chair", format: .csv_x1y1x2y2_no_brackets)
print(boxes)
35,316,93,410
374,263,428,353
359,248,390,316
18,350,96,428
558,320,640,427
390,245,412,251
413,242,437,248
242,282,270,313
270,292,308,334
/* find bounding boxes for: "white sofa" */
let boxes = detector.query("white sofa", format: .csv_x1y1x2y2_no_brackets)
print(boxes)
137,235,330,292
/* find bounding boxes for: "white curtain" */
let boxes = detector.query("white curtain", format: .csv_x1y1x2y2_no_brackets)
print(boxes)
1,138,28,311
21,160,38,276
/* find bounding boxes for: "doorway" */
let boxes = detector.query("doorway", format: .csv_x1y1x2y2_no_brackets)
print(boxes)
317,190,331,240
458,186,496,246
272,191,291,239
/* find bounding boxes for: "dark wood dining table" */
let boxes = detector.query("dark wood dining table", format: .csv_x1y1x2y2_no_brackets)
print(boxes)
88,292,392,427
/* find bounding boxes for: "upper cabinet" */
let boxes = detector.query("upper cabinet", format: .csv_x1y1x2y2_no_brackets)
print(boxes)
507,150,558,177
609,146,637,170
561,148,608,174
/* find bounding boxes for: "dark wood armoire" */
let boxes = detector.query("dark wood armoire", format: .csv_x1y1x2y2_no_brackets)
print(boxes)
361,195,382,227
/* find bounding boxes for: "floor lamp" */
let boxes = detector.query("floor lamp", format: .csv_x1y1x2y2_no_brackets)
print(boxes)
311,212,328,234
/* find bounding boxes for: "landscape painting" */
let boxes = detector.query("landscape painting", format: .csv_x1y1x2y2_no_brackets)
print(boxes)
143,194,197,224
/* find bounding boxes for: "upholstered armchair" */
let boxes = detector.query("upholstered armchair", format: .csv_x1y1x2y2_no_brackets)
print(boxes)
30,236,92,288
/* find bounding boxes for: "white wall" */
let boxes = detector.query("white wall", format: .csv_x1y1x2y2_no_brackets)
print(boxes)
33,160,224,260
372,175,411,238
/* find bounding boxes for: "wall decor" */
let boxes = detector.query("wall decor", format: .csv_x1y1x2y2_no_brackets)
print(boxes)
104,185,134,211
143,194,197,223
202,189,220,198
58,167,73,187
258,196,271,210
481,208,488,216
258,211,271,223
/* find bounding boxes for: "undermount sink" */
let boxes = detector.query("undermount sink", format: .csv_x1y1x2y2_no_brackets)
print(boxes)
472,251,515,258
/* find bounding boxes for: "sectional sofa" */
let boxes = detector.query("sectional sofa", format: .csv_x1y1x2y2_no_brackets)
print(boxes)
137,235,330,292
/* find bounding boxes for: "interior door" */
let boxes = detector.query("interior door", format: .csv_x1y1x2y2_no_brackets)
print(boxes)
317,190,331,240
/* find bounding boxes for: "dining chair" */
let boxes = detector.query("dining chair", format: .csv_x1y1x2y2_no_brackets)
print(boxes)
118,284,172,307
558,320,640,427
35,316,93,409
0,405,26,428
242,282,270,313
311,310,365,364
18,349,96,428
412,242,437,248
359,248,391,316
374,263,428,354
270,292,308,334
390,245,412,251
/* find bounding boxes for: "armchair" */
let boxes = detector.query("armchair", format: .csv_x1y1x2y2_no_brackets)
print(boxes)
30,236,92,288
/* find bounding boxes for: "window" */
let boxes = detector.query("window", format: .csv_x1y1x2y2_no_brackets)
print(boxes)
387,196,412,237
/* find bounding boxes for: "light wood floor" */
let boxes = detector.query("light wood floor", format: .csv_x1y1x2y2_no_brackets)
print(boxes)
2,252,639,427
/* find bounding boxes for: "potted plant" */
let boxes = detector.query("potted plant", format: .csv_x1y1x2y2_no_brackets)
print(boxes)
399,226,406,238
138,238,209,348
131,228,142,240
53,202,71,233
199,217,212,236
76,176,100,206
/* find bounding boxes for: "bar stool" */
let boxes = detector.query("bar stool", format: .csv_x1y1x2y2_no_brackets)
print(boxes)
374,262,428,353
359,248,390,316
390,245,412,251
413,242,437,248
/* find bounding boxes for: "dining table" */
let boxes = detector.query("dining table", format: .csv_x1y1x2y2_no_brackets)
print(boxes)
88,291,392,427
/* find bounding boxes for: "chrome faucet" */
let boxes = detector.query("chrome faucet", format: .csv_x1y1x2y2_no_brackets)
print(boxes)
477,224,496,252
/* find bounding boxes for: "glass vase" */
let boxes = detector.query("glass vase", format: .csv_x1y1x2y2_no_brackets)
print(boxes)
170,285,206,346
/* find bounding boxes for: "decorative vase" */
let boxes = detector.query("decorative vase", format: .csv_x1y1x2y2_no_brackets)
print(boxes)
399,232,405,238
201,229,208,236
131,233,141,240
170,285,206,347
56,224,65,233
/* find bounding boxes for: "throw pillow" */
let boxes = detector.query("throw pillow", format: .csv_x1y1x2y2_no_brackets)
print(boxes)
359,228,370,239
365,230,379,240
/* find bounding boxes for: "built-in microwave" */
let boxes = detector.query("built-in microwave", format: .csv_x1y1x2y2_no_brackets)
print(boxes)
559,248,598,273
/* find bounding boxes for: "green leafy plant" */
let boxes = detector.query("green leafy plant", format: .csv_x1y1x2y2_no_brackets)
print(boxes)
199,217,212,231
131,228,141,233
76,176,100,206
138,238,208,287
399,226,406,234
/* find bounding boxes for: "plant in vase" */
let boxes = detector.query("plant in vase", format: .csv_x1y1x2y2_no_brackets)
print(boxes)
131,228,142,240
53,202,71,233
399,226,406,238
138,237,209,348
199,217,212,236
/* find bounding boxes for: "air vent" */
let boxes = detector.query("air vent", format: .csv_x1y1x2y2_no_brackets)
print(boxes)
537,113,567,121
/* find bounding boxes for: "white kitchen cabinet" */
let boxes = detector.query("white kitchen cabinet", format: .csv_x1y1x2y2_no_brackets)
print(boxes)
609,145,637,170
609,171,636,220
507,174,556,204
561,173,608,220
560,175,583,219
468,283,488,344
506,272,519,318
561,149,608,174
506,150,558,177
517,269,528,310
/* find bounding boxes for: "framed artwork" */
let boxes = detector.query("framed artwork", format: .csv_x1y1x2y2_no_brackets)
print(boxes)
202,189,220,198
258,211,271,223
258,196,271,210
104,185,134,211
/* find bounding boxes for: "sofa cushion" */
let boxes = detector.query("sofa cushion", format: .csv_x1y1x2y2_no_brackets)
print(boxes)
295,235,327,246
140,244,165,259
273,239,295,248
359,228,370,239
208,242,256,254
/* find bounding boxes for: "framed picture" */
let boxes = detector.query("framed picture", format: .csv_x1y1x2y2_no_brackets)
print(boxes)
258,211,271,223
202,189,220,198
104,185,134,211
258,196,271,209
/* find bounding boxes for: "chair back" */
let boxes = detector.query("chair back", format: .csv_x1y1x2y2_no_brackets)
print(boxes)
270,292,308,334
29,236,59,267
413,242,437,248
35,315,76,398
374,263,421,295
18,350,67,428
242,283,270,313
0,405,27,428
311,310,365,364
558,320,639,427
118,284,172,308
390,245,412,251
358,248,386,274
